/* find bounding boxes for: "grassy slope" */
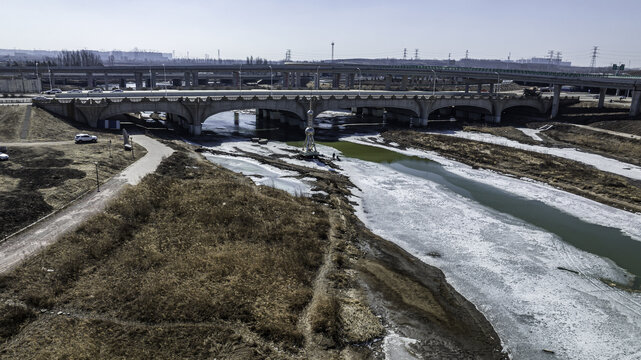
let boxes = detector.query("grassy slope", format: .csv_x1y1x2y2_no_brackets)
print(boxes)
543,124,641,166
0,106,24,141
0,151,330,358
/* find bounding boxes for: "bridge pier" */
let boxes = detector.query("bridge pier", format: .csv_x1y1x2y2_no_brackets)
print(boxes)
332,73,341,89
119,78,126,89
87,72,94,88
598,88,607,108
314,73,320,90
103,73,109,88
401,75,408,91
135,72,143,89
150,72,157,89
477,84,482,94
385,74,392,90
630,90,641,116
191,71,199,88
347,73,355,89
550,84,562,119
465,84,470,93
282,72,290,89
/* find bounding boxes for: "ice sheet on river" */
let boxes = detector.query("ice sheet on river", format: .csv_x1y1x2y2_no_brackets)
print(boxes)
327,139,641,360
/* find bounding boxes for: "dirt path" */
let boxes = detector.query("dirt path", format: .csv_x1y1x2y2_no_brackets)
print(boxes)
19,106,31,140
0,135,173,274
1,140,74,147
569,123,641,141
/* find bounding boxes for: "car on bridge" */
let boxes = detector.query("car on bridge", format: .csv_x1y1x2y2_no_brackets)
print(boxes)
74,134,98,144
44,88,62,94
88,88,103,94
67,89,82,93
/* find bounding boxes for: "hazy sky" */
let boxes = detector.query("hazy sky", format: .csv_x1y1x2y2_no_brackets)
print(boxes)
3,0,640,66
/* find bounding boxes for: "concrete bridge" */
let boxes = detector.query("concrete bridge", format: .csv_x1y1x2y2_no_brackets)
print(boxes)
34,90,570,135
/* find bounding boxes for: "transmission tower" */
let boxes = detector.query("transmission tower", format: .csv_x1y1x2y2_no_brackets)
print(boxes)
590,46,599,70
555,51,562,63
414,49,419,60
285,49,291,62
403,48,407,60
547,50,555,63
465,50,469,59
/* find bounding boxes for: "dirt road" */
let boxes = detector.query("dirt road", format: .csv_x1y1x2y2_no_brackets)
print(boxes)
0,135,173,274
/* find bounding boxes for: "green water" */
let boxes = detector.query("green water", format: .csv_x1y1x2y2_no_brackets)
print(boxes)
289,140,641,288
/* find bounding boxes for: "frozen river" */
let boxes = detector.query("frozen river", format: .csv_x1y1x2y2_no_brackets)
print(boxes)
200,111,641,359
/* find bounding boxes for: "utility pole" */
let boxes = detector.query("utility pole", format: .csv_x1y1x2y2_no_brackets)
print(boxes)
590,46,599,71
403,48,407,60
331,41,335,62
414,49,419,60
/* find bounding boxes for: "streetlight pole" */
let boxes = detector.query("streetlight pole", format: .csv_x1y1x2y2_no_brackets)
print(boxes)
35,61,39,92
94,162,100,192
163,63,167,96
269,65,273,97
356,67,362,96
47,65,53,91
430,69,436,96
239,63,242,96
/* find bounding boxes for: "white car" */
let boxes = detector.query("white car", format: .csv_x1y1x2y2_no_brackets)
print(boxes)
68,89,82,93
74,134,98,143
89,88,103,94
0,153,8,161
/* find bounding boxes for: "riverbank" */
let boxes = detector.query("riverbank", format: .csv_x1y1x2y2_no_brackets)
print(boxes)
382,130,641,213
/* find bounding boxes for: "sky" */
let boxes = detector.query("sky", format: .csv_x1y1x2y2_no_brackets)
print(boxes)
2,0,640,67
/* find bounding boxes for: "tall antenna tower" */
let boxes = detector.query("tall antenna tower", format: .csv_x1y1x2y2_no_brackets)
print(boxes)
414,49,419,60
331,41,335,62
590,46,599,70
403,48,407,60
285,49,291,62
465,50,469,59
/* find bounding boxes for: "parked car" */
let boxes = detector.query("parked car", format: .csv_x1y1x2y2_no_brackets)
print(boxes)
74,134,98,143
0,153,8,161
44,88,62,94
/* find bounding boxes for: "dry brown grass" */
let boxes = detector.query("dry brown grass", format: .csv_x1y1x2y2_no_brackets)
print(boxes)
26,107,84,141
0,142,145,238
590,120,641,136
543,124,641,166
0,106,25,141
0,151,330,358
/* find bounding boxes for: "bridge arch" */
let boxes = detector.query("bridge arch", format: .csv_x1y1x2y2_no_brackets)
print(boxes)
97,98,193,123
200,99,306,122
428,105,492,121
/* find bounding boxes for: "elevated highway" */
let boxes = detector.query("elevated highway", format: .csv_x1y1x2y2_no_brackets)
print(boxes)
6,63,640,116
